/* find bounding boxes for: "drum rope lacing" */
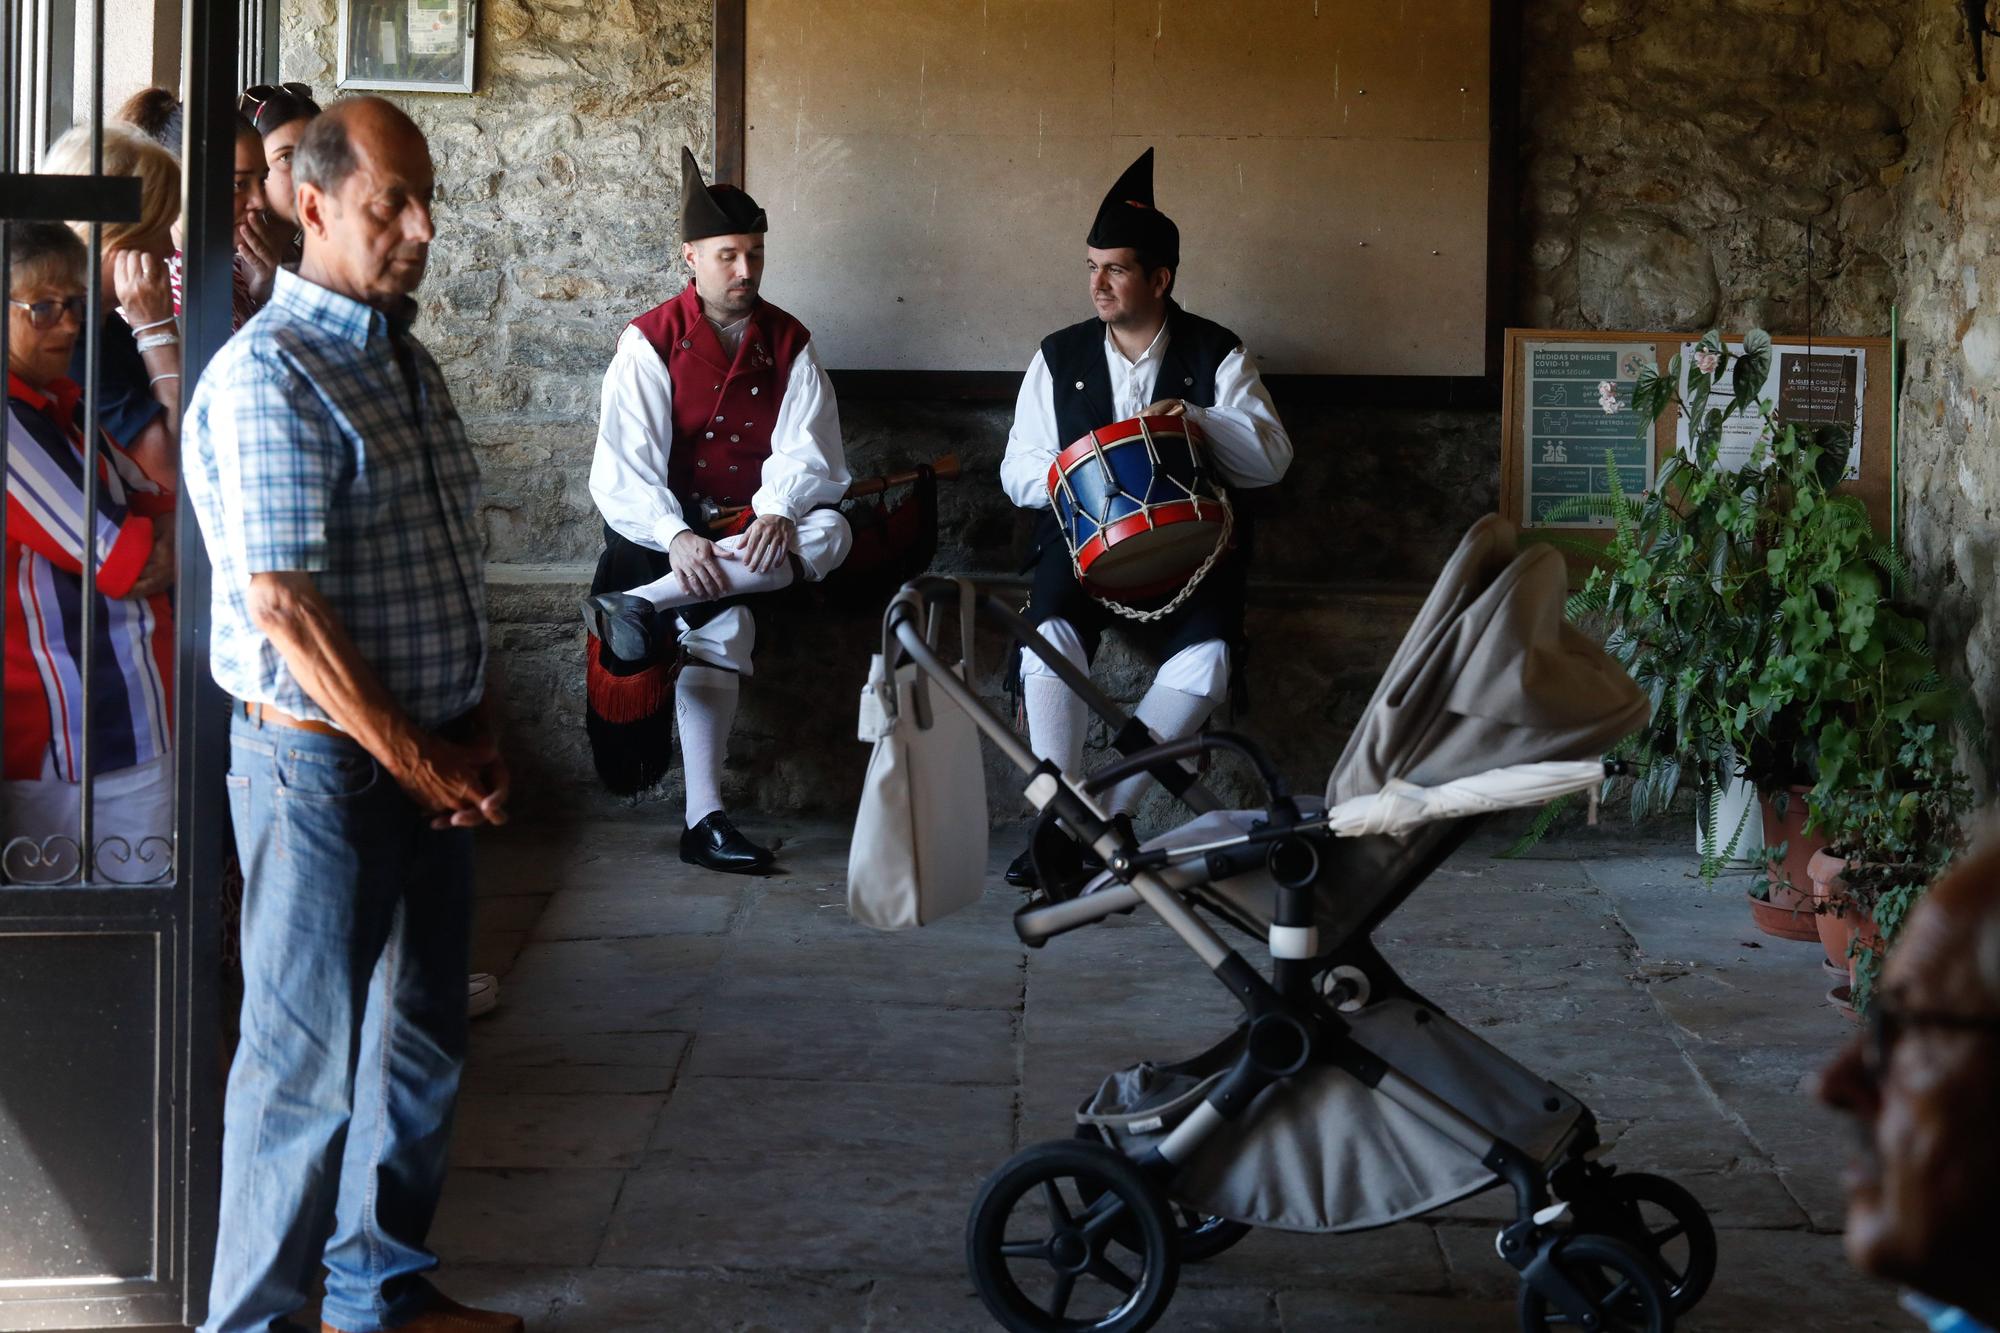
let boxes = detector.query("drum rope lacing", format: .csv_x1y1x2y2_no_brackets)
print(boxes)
1063,415,1236,623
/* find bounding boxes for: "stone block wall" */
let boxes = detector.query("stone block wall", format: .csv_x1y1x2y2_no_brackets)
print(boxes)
273,0,2000,812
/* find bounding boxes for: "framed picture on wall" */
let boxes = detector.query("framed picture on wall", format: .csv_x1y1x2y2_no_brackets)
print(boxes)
336,0,477,93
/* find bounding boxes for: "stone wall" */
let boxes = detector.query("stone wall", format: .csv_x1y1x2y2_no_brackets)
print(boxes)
1877,0,2000,793
276,5,1501,820
1517,0,1907,338
281,0,2000,816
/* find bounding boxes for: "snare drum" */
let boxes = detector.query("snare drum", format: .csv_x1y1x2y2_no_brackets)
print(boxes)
1046,414,1232,601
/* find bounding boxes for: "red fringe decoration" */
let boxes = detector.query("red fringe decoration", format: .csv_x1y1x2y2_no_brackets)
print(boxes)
586,635,675,723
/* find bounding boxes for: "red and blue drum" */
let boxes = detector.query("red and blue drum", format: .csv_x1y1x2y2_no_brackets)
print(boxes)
1046,415,1231,599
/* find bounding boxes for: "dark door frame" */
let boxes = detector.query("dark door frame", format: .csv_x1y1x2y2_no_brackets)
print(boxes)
0,0,234,1322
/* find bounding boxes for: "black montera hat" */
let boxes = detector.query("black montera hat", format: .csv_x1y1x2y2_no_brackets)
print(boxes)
681,146,767,242
1086,147,1178,268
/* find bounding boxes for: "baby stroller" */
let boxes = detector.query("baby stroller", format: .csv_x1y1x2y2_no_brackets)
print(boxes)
865,516,1716,1333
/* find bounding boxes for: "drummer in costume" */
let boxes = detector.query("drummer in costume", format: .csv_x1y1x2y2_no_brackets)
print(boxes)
584,148,852,872
1000,147,1292,887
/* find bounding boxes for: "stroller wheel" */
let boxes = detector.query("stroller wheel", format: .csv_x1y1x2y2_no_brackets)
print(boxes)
967,1139,1180,1333
1588,1172,1716,1314
1517,1233,1674,1333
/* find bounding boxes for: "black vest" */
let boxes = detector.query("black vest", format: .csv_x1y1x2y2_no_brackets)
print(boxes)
1040,302,1242,445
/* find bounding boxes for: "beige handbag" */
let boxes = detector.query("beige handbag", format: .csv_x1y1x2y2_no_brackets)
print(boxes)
847,580,989,929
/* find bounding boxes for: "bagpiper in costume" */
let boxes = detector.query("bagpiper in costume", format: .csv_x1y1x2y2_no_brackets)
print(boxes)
584,148,852,872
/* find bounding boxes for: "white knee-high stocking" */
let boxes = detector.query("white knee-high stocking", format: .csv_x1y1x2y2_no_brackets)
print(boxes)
1103,683,1220,818
676,664,739,826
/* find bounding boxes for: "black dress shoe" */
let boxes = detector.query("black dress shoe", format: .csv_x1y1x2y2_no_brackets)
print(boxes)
680,811,775,874
582,592,658,663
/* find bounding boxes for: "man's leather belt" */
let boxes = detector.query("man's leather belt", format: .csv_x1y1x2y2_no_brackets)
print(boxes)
239,700,347,738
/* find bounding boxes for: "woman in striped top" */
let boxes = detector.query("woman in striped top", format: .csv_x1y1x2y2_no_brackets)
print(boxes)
2,221,176,885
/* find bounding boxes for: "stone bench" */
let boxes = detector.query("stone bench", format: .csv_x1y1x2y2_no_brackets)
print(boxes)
488,561,1426,824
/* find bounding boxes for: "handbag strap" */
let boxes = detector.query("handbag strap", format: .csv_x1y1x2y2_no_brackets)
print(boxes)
958,578,977,680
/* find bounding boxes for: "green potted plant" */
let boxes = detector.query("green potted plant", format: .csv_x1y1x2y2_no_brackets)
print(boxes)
1578,328,1973,974
1565,333,1775,891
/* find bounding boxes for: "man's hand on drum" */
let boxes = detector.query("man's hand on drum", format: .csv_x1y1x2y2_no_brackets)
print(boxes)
1139,398,1188,418
669,530,730,600
736,513,795,574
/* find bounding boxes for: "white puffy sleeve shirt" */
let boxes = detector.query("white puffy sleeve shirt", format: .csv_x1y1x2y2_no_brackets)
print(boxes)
590,325,851,550
999,333,1293,511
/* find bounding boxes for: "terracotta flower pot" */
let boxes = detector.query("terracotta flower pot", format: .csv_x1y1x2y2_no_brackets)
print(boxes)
1750,786,1824,943
1808,848,1856,971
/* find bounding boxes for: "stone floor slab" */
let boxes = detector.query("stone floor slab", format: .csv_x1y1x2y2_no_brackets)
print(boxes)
529,882,741,941
428,1168,626,1266
551,1268,872,1332
686,996,1019,1086
595,1155,985,1274
648,1076,1014,1162
451,1092,664,1169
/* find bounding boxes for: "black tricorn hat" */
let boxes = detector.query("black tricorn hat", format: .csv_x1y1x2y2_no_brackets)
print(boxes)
680,146,767,242
1086,147,1178,268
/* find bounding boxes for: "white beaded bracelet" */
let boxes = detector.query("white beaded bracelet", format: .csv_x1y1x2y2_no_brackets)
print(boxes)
129,316,176,334
148,373,181,386
135,332,179,353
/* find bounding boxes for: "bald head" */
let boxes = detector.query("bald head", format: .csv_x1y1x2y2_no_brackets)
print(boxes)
1818,837,2000,1327
293,96,436,310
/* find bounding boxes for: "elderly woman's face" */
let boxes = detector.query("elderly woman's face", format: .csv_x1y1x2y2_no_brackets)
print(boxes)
1819,866,2000,1314
7,269,87,389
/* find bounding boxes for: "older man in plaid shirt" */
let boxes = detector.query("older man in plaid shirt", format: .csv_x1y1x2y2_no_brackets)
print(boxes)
183,98,520,1333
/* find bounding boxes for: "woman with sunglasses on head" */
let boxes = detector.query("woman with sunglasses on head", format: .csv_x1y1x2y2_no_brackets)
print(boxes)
239,82,320,273
3,220,177,885
40,122,182,489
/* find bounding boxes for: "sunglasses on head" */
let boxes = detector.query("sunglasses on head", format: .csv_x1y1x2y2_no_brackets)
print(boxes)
8,296,87,330
238,82,319,130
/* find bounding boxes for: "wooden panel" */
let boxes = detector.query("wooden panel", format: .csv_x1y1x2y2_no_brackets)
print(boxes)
744,0,1491,374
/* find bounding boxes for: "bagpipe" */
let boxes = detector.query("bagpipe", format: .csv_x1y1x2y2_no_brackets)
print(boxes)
583,455,961,794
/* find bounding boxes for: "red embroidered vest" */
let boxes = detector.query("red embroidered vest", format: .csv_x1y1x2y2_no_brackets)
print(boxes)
629,284,812,510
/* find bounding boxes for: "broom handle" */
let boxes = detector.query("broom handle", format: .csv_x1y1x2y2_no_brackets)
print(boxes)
709,453,961,525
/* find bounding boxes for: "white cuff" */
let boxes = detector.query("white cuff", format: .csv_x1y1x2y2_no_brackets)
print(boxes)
751,493,802,524
652,512,692,550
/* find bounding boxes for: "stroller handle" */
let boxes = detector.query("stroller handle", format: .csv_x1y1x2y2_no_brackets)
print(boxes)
884,576,1224,815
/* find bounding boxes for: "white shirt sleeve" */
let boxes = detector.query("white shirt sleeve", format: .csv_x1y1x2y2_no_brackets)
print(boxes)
1184,346,1292,489
1001,350,1061,510
590,326,690,551
753,340,851,523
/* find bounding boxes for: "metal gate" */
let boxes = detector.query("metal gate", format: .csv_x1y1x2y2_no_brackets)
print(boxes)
0,0,245,1322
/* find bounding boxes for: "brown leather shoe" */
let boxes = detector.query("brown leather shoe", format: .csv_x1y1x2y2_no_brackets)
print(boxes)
322,1294,525,1333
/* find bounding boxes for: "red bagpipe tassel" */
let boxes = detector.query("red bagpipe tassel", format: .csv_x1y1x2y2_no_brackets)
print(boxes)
584,633,679,794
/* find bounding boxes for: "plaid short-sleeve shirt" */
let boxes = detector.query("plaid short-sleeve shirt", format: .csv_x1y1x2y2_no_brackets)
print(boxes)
183,268,488,730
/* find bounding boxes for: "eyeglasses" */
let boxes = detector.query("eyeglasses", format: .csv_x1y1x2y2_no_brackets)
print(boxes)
1863,998,2000,1081
7,296,87,330
238,82,319,130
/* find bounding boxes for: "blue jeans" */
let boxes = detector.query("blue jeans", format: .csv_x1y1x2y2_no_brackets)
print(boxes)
202,716,473,1333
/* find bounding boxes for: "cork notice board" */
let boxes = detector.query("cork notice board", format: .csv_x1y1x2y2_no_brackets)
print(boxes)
1499,328,1893,547
743,0,1492,375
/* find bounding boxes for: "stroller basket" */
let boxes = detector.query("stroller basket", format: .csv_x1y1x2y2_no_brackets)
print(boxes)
1081,996,1584,1234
